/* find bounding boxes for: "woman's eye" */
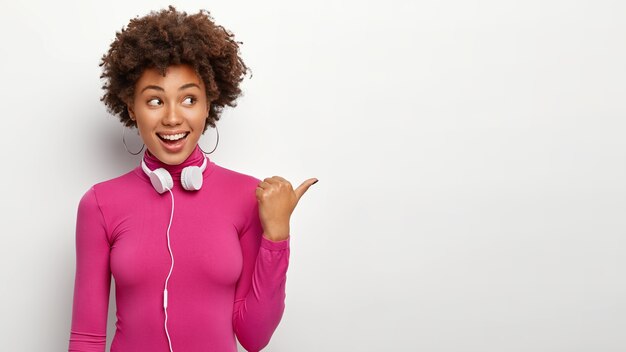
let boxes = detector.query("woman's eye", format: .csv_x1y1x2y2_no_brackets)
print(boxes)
147,98,161,106
183,96,196,105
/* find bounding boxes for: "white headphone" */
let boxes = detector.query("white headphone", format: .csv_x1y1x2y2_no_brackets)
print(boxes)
141,154,208,193
140,152,209,352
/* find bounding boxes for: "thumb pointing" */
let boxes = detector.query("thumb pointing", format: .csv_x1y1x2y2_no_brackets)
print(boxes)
294,178,318,201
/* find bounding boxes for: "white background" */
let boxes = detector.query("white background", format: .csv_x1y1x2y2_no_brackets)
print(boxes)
0,0,625,351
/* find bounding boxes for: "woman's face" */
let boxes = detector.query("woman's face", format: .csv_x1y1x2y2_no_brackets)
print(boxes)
127,64,209,165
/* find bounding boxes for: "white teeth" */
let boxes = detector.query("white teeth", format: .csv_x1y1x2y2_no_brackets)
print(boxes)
159,133,187,141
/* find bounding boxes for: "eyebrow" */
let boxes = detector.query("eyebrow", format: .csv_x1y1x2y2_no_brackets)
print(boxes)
140,83,201,94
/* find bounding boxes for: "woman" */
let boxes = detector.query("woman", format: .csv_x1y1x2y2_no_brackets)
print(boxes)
68,6,317,352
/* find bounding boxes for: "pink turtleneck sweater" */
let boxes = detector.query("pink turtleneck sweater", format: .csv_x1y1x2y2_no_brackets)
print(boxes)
68,145,290,352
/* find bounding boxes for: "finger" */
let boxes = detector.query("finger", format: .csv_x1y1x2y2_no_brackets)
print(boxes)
269,175,285,181
294,178,318,200
263,177,279,184
272,176,291,185
257,181,271,189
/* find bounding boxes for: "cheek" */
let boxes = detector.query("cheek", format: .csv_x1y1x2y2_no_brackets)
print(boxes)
135,125,150,141
135,111,159,128
193,114,208,129
134,119,157,140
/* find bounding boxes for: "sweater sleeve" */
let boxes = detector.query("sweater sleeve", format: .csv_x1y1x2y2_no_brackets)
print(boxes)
68,187,112,352
232,196,290,352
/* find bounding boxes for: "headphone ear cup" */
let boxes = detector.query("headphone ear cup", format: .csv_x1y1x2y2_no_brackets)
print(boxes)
181,166,203,191
150,168,174,194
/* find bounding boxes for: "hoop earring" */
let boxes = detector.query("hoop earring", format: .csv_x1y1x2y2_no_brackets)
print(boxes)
122,124,145,155
198,125,219,155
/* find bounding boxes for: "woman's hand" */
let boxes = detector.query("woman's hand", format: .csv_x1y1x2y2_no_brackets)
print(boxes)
256,176,318,242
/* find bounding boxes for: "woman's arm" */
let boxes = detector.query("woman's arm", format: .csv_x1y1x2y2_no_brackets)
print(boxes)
68,187,112,352
232,175,315,351
232,198,290,352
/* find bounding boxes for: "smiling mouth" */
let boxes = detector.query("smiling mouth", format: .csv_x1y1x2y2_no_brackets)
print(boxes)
157,132,190,144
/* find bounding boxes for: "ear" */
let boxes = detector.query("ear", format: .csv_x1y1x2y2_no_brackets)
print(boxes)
127,104,135,121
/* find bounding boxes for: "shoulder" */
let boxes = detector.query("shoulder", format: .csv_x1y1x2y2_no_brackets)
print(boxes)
82,169,143,203
211,164,264,233
211,163,261,194
94,168,138,189
210,164,262,219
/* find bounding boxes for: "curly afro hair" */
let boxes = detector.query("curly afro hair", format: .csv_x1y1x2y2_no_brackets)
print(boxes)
99,5,248,133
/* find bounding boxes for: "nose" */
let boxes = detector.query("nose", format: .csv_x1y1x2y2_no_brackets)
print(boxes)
162,107,183,126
